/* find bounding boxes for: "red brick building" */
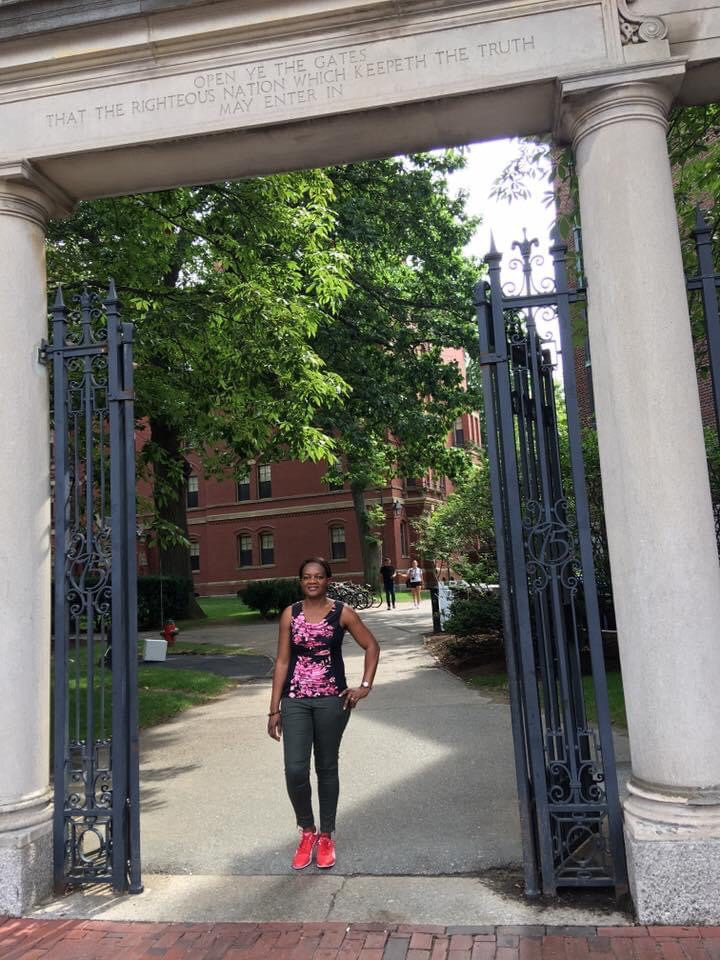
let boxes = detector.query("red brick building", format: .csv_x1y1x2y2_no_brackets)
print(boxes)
138,345,482,595
169,409,481,596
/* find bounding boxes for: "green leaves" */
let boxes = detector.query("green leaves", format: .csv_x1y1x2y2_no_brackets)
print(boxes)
47,152,484,582
413,461,497,583
317,153,482,495
47,172,352,471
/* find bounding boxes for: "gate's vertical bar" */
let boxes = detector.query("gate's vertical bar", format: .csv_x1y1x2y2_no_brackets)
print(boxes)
475,277,539,897
484,242,557,893
117,291,143,893
526,315,582,800
51,288,69,891
107,284,129,891
692,209,720,439
551,230,627,890
79,292,98,819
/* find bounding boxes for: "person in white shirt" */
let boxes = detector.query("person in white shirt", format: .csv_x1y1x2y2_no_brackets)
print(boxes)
406,559,423,607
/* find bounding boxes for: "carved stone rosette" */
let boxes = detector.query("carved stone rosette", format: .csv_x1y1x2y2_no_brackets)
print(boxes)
617,0,668,44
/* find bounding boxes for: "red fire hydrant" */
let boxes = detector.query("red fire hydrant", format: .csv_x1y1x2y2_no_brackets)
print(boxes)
160,619,179,647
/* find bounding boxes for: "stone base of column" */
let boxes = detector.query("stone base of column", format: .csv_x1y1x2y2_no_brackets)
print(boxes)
0,821,53,916
625,782,720,924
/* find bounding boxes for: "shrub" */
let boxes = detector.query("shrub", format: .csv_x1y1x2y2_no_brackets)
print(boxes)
274,578,303,611
137,575,193,629
444,590,503,637
241,578,302,618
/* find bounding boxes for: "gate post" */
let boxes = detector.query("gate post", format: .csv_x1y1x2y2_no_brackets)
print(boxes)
560,66,720,923
0,174,65,914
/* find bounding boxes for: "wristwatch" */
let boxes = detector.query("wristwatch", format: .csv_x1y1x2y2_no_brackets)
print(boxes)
361,680,371,689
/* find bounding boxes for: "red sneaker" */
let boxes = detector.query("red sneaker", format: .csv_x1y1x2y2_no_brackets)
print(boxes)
292,829,318,870
316,833,336,869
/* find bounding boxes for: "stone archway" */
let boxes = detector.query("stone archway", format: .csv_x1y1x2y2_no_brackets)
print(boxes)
2,0,720,923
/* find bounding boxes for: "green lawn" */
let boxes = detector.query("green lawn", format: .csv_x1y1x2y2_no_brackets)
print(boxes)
58,664,233,742
54,634,255,741
468,671,627,729
135,665,232,728
175,594,261,629
388,588,430,604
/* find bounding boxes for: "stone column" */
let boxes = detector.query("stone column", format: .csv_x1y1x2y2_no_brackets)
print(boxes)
0,175,58,914
561,66,720,923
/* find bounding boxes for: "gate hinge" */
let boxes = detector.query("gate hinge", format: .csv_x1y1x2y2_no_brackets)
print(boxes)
38,340,49,366
480,352,507,366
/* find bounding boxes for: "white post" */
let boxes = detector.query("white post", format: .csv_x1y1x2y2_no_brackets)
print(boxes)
0,175,57,914
561,67,720,923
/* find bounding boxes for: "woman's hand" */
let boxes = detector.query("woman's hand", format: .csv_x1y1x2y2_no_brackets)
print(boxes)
340,687,370,710
267,712,282,740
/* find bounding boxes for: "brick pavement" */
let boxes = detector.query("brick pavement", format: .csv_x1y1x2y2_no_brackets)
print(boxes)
1,919,720,960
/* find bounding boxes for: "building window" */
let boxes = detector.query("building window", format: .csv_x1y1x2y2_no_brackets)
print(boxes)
258,464,272,499
236,471,251,501
400,521,409,557
453,418,465,448
190,541,200,571
260,531,274,565
238,533,253,567
330,525,346,560
187,475,199,508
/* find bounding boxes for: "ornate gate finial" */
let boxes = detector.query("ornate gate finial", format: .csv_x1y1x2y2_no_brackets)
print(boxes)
617,0,668,44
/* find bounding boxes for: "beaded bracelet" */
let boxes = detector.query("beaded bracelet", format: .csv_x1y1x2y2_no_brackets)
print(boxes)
268,710,281,717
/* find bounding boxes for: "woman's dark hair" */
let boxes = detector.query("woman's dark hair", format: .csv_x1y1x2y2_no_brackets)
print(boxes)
298,557,332,579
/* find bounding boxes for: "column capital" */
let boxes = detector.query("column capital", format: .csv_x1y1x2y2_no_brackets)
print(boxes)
555,60,686,149
0,160,74,225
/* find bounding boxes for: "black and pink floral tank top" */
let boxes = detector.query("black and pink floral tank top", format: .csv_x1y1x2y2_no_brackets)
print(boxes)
282,600,348,699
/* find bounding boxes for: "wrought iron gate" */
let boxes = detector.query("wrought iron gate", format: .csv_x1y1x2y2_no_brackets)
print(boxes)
48,284,142,893
475,231,627,896
686,209,720,548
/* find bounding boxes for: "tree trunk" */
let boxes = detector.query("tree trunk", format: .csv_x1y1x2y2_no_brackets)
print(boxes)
350,482,381,587
149,416,206,620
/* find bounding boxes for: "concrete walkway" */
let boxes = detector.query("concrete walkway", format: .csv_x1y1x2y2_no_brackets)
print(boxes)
140,601,524,877
31,602,632,926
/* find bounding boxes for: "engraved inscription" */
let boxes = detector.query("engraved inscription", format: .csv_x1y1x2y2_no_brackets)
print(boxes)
41,33,538,131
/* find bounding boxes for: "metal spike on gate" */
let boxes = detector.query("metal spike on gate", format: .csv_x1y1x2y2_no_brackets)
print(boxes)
106,277,119,303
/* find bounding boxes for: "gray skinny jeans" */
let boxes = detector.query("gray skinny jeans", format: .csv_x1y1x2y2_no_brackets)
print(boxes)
281,695,350,834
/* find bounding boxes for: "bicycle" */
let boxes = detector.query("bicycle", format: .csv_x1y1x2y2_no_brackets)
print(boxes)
327,581,373,609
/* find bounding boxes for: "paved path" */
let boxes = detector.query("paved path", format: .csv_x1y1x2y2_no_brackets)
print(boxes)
4,918,720,960
31,602,632,926
151,653,273,680
138,601,525,877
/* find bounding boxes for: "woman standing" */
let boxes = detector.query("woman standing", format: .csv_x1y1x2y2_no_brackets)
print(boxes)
267,558,380,870
406,559,424,607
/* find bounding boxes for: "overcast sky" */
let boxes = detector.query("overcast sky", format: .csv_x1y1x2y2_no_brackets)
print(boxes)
450,138,557,342
450,138,553,275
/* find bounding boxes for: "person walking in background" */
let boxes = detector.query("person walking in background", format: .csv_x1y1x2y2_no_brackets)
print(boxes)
406,559,423,607
379,556,398,610
267,557,380,871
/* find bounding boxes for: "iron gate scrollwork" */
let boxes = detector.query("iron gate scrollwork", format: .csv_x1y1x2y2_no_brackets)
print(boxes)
48,283,142,893
475,231,627,896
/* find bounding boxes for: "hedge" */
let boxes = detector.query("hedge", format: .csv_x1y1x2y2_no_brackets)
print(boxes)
444,589,503,637
239,578,302,618
137,575,193,629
